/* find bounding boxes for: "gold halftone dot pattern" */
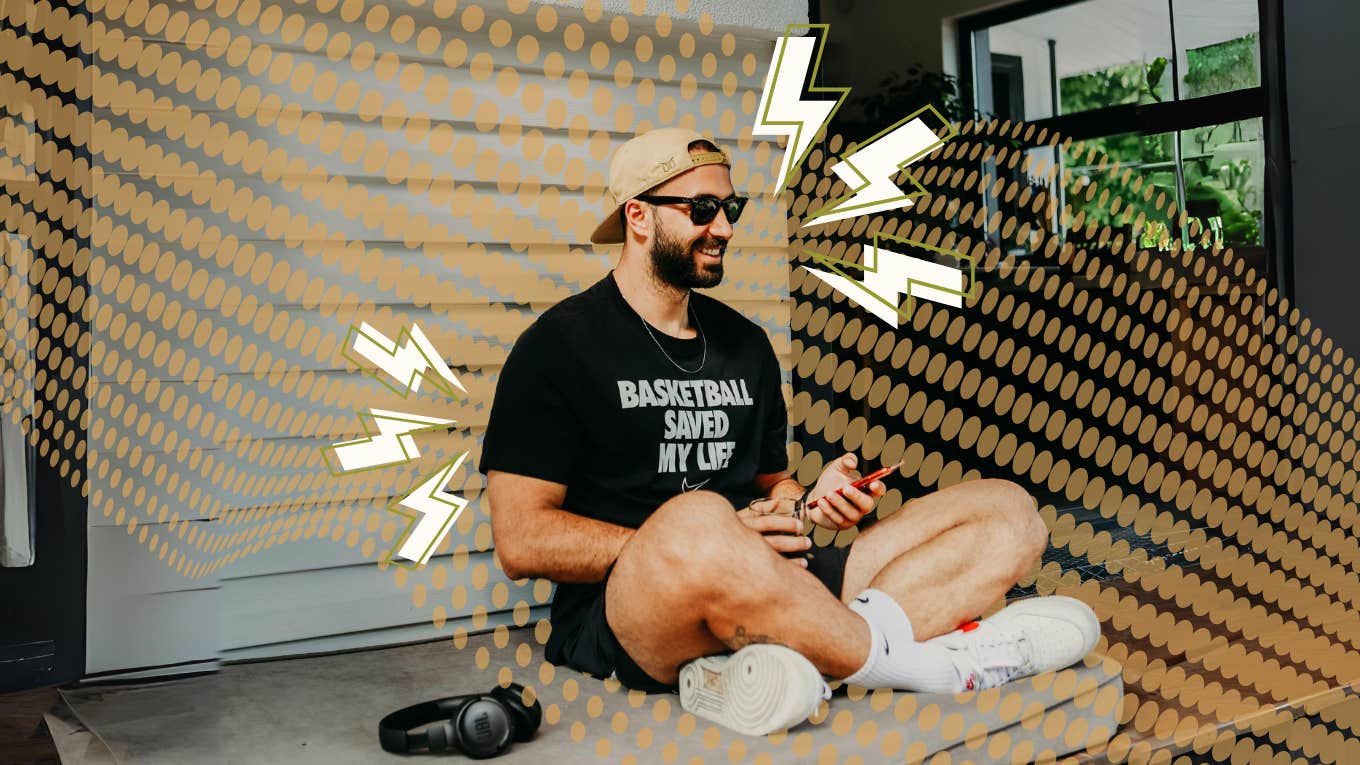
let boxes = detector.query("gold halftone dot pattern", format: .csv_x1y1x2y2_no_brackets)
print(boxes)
2,0,786,580
777,117,1360,762
3,0,830,759
5,0,1360,761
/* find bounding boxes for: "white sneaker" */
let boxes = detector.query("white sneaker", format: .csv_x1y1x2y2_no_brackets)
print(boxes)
931,595,1101,691
678,644,831,736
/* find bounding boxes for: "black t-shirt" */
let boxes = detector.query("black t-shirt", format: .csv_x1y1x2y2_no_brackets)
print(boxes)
479,271,788,667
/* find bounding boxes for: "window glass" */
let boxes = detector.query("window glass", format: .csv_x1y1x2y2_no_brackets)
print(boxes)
1059,120,1264,252
1063,131,1178,248
1059,63,1150,114
978,0,1172,118
1173,0,1260,99
975,0,1261,118
1182,117,1263,248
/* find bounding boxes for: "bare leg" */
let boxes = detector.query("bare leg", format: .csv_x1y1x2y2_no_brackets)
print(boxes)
839,479,1048,640
603,484,1043,684
604,491,869,682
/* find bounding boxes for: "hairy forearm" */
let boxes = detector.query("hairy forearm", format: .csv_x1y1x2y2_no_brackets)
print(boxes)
753,468,806,502
496,507,634,583
766,476,806,501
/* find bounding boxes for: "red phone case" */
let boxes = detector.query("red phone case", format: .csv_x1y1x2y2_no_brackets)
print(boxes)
811,462,901,506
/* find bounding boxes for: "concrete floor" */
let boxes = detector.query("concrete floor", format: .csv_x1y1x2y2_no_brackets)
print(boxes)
46,509,1357,765
42,707,114,765
56,629,1125,764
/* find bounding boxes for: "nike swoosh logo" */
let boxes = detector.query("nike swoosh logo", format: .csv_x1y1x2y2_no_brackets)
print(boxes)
883,637,890,656
855,596,869,604
681,477,710,492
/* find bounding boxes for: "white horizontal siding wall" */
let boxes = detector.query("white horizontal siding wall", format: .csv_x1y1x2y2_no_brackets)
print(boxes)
86,0,802,676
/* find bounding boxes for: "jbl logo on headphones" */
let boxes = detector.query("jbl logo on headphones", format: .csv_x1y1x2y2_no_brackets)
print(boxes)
473,712,492,741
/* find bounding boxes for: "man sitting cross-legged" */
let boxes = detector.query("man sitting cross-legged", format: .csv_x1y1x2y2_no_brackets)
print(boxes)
481,128,1100,736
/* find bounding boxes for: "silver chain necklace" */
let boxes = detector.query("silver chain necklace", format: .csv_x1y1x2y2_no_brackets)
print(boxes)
638,303,706,374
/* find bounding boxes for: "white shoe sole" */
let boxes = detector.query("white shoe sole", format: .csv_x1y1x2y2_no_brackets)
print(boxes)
678,644,828,736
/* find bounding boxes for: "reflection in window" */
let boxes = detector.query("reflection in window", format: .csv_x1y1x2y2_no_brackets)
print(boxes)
1062,121,1263,253
1182,118,1263,248
963,0,1265,260
1060,63,1151,115
1174,0,1260,99
1064,132,1176,248
981,0,1172,120
975,0,1260,119
1183,35,1258,98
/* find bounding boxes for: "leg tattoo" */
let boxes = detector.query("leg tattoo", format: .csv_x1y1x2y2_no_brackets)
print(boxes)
727,625,775,649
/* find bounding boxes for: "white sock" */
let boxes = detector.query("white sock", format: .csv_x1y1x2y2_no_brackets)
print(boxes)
841,589,965,692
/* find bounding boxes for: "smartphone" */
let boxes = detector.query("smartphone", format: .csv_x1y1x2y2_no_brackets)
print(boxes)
809,462,901,507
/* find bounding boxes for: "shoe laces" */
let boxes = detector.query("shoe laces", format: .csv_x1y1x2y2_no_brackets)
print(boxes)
954,625,1035,690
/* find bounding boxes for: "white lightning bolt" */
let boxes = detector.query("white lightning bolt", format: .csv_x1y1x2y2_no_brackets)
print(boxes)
802,234,975,328
346,322,466,398
803,106,956,229
754,24,848,191
322,409,453,473
390,454,469,568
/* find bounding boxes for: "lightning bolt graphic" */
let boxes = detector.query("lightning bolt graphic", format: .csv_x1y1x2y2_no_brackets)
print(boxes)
344,322,466,399
321,409,453,474
803,105,957,229
754,24,849,192
387,453,470,568
802,231,977,328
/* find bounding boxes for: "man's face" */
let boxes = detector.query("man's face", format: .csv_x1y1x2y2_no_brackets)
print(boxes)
646,163,736,290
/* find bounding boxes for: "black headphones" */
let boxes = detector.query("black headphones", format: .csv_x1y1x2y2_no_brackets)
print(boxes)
378,683,542,758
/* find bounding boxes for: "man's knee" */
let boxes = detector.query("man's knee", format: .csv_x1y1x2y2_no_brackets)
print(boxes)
622,491,786,601
622,490,743,574
641,491,738,544
978,478,1048,569
652,489,736,522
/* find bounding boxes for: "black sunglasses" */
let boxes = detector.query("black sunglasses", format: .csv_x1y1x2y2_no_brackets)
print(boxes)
635,195,749,226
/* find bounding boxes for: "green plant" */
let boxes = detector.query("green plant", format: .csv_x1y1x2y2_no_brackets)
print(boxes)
1144,57,1168,102
1184,34,1258,98
1059,63,1142,114
1184,158,1260,245
1191,124,1220,156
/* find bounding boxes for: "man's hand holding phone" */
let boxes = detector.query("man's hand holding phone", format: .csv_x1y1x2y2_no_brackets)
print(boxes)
805,454,895,530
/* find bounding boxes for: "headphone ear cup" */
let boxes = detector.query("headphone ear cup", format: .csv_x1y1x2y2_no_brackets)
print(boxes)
453,697,515,759
490,683,542,741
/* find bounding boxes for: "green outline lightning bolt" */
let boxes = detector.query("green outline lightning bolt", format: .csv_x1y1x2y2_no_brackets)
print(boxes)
754,24,849,191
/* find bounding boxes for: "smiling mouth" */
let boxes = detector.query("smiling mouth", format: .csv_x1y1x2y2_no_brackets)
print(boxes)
695,243,725,259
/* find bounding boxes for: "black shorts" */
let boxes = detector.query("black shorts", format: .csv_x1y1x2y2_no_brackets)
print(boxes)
563,544,854,694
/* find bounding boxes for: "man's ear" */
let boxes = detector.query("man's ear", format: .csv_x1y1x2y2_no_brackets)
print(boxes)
622,199,651,241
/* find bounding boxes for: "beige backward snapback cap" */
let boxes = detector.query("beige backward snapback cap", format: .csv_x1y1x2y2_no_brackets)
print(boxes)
590,127,731,244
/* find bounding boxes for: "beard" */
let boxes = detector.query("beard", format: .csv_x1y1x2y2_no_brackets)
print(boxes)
649,220,724,289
